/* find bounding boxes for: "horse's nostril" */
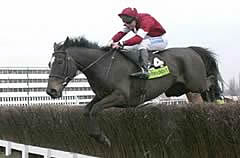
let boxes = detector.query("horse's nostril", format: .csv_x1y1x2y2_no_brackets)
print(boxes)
47,88,57,96
51,89,57,94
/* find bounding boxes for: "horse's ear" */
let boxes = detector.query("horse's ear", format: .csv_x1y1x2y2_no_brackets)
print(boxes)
54,42,57,50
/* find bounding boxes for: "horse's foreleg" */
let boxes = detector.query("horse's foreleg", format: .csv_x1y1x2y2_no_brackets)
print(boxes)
87,91,125,147
83,96,101,117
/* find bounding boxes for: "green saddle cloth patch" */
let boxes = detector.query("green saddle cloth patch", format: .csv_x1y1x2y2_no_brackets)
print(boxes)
148,66,170,79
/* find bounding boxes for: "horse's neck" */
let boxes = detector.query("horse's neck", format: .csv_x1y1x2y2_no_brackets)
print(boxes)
69,47,102,66
69,47,107,76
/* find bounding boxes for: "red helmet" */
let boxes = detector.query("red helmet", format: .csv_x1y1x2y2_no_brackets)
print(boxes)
118,7,138,18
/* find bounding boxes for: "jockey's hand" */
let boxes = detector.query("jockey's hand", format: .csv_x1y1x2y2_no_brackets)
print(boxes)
112,42,123,49
112,42,120,49
106,39,114,47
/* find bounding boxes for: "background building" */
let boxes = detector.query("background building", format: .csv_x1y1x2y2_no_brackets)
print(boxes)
0,67,189,106
0,67,95,106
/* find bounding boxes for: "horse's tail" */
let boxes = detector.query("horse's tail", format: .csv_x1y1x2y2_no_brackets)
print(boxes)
189,46,224,100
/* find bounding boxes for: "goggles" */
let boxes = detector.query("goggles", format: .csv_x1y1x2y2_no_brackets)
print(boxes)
120,15,135,24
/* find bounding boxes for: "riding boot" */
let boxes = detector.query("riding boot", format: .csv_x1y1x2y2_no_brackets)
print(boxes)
130,49,151,79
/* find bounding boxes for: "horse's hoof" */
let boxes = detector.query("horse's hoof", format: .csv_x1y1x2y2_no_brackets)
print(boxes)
97,134,111,147
102,135,111,147
90,133,111,147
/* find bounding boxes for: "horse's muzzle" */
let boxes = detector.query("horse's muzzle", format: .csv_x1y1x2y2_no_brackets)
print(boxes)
46,88,62,98
46,78,64,98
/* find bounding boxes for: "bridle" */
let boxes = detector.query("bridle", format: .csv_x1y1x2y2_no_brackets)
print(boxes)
49,51,77,86
49,48,116,85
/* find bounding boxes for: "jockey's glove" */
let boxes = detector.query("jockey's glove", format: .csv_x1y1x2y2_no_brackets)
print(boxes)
106,39,114,47
118,41,124,49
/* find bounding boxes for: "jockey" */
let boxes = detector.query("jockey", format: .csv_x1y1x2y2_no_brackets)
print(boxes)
108,7,168,78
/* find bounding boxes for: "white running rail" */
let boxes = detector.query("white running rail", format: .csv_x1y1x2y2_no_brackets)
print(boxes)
0,140,97,158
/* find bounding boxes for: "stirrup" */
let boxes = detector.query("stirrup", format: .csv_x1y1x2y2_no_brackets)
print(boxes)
130,68,149,79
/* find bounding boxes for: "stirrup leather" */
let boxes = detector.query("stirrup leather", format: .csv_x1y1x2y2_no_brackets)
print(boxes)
130,67,149,79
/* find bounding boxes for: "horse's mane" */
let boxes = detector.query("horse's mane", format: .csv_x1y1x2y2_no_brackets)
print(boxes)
63,36,100,49
58,36,111,52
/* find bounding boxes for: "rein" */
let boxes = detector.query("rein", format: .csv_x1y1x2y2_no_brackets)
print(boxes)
105,50,117,79
81,49,115,72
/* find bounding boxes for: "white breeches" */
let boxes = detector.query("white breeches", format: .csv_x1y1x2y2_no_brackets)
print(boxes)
124,35,168,51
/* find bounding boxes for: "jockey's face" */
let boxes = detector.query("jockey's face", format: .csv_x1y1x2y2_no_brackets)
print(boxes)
125,20,136,29
120,15,136,29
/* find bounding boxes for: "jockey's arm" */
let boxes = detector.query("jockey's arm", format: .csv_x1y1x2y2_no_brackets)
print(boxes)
112,26,130,42
122,28,148,46
121,17,155,46
122,35,143,46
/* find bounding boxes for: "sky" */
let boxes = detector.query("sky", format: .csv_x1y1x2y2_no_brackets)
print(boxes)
0,0,239,83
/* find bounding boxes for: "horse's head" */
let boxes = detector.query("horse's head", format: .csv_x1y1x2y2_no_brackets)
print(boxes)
46,38,78,98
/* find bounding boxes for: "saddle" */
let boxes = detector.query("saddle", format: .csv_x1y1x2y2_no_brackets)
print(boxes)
148,50,170,79
120,49,170,79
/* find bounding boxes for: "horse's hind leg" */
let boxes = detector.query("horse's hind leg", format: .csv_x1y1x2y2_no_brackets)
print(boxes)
186,92,204,104
86,90,126,147
203,92,210,102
